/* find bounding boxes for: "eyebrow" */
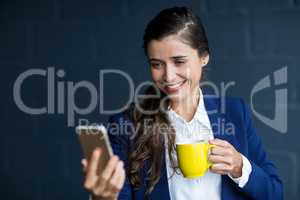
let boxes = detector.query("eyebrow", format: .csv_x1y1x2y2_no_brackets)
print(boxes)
148,56,188,62
171,56,188,59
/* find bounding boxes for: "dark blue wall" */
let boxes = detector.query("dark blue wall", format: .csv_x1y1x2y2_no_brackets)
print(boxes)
0,0,299,199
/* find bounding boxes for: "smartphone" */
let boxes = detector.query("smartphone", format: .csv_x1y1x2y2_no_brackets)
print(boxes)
76,125,113,175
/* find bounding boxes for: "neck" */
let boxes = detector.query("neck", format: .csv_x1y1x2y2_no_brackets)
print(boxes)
170,88,200,122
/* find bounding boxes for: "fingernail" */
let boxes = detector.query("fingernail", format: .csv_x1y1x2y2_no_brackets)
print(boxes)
94,149,100,156
95,147,101,152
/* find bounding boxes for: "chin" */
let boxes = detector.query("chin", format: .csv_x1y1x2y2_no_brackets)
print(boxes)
166,89,188,102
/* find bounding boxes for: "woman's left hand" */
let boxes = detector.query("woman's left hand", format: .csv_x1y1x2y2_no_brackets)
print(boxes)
208,138,243,178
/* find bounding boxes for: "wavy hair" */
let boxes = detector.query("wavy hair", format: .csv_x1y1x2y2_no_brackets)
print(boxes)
126,6,210,197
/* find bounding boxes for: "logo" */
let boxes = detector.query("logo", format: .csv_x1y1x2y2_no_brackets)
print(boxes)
250,67,288,134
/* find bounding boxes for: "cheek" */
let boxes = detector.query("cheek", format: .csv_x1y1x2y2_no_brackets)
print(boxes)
184,65,202,83
192,72,202,84
193,68,202,79
151,69,162,81
177,65,199,79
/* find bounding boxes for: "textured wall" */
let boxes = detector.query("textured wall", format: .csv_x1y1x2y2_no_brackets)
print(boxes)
0,0,299,199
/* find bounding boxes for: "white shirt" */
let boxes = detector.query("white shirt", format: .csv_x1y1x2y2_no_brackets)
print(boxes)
165,89,252,200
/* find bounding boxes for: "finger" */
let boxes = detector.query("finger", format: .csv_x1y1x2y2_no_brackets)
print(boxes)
93,156,120,195
209,139,232,148
84,148,102,189
113,162,126,192
101,156,120,181
209,155,232,165
210,168,228,175
116,167,126,190
210,163,231,173
108,161,124,193
210,146,230,156
81,158,88,173
100,161,124,197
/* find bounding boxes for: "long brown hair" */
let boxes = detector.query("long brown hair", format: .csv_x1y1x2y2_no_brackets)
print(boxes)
127,6,210,197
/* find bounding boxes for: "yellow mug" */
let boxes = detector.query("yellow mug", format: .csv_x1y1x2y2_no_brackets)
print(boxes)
176,141,215,179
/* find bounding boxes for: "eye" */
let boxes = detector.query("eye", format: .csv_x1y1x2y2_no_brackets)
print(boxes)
150,62,162,69
174,60,186,66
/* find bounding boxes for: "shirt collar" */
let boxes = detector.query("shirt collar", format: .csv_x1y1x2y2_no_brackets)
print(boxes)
167,88,207,124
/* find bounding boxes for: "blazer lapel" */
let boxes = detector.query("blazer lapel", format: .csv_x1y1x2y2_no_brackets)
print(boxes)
203,93,236,144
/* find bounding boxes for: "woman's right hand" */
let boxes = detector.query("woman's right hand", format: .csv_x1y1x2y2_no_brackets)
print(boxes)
81,148,126,200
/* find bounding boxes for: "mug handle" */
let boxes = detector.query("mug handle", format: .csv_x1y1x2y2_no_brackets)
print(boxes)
207,144,216,168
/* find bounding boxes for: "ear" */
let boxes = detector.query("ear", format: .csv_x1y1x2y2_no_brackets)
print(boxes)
201,54,210,67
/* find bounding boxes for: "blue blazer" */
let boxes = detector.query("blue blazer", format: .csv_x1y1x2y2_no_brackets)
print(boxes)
106,95,283,200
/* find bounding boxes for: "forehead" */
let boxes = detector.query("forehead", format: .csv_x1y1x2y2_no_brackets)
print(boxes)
147,35,198,59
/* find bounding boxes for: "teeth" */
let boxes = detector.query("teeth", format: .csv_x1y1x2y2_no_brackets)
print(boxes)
165,81,184,88
168,83,181,88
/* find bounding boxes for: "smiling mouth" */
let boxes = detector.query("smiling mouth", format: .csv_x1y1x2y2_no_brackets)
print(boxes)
162,80,187,92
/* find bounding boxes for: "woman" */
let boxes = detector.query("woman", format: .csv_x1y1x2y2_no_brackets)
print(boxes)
81,7,283,200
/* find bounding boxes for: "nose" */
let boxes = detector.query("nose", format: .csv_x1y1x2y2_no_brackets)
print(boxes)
164,64,177,82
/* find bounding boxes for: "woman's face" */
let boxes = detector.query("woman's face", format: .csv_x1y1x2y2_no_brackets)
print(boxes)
147,35,209,102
